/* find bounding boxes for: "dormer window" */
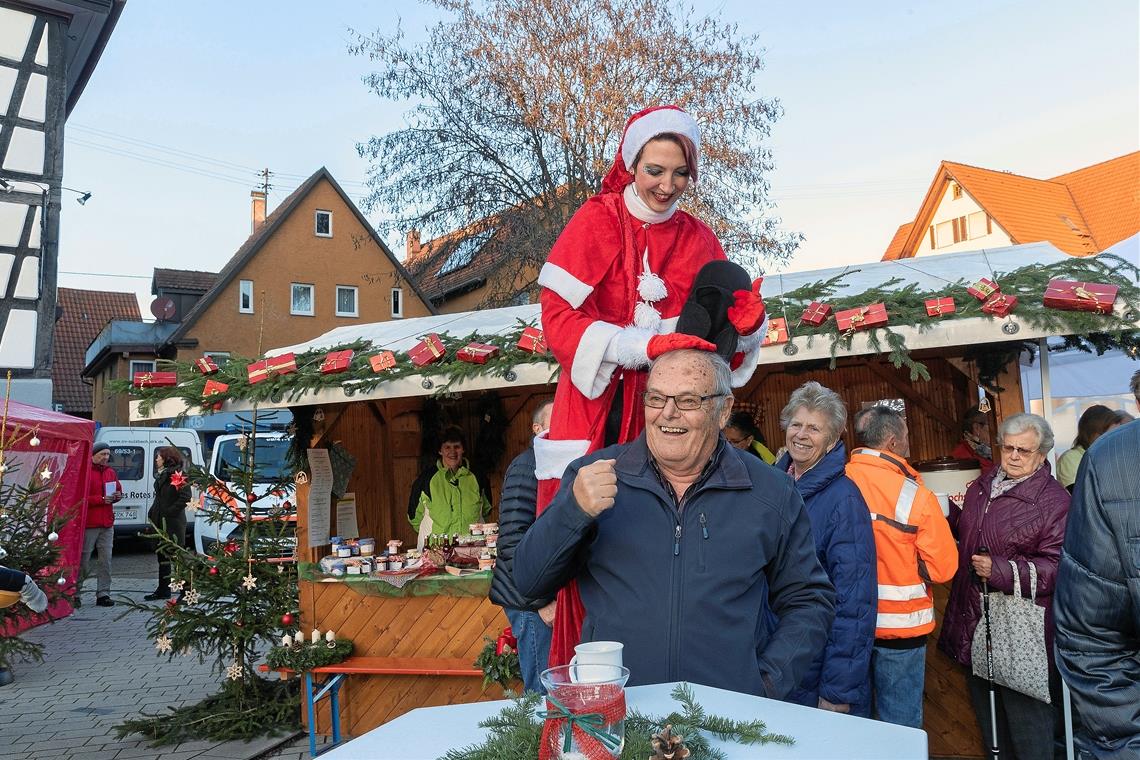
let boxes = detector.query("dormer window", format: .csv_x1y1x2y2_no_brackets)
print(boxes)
951,183,963,200
315,210,332,237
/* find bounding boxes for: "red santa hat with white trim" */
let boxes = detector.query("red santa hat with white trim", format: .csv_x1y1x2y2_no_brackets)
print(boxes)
601,105,701,194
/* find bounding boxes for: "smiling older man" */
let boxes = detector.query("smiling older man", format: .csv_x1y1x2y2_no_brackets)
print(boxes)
514,349,834,696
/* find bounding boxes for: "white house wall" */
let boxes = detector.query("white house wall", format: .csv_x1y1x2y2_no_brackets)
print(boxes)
912,181,1013,257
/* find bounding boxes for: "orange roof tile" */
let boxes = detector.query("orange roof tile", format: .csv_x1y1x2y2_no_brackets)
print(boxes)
882,152,1139,260
53,288,140,415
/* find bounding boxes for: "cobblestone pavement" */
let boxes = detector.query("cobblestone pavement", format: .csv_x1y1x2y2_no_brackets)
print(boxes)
1,538,301,760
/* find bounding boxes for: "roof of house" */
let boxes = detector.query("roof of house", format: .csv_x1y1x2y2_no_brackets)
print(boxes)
52,287,140,414
151,268,218,294
882,151,1139,260
404,222,501,304
166,167,437,345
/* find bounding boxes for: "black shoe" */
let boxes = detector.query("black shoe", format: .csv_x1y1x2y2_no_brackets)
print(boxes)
96,596,114,607
143,591,170,601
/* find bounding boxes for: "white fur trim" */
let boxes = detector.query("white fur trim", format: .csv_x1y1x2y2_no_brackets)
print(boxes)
603,325,653,370
572,320,623,399
538,262,594,309
659,316,679,334
633,301,662,331
621,109,701,172
638,271,667,302
730,315,766,387
534,435,592,480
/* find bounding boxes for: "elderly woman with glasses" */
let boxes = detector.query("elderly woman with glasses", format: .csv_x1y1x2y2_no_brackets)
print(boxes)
772,381,877,717
938,412,1071,759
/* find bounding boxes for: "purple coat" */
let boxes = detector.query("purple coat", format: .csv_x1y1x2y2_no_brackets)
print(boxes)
937,461,1070,668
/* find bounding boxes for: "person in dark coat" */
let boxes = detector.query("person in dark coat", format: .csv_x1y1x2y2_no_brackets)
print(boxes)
938,413,1070,760
514,350,835,698
773,381,877,718
1055,413,1140,759
489,400,556,693
144,446,191,601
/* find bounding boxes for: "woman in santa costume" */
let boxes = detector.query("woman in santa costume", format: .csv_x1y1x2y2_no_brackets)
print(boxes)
535,105,765,667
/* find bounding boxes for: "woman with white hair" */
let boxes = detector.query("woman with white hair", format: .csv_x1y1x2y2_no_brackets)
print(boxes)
773,381,877,717
938,412,1071,759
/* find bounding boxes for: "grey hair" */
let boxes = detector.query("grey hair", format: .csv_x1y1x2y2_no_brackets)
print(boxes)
531,400,554,427
648,349,733,413
997,413,1055,454
854,405,905,449
1131,369,1140,403
780,381,847,442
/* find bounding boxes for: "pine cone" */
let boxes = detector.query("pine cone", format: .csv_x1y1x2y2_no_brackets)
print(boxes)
649,724,691,760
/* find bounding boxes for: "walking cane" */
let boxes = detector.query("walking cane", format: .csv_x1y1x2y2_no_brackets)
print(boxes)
978,546,999,758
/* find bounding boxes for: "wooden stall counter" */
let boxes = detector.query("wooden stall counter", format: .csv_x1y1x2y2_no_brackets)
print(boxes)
298,566,509,738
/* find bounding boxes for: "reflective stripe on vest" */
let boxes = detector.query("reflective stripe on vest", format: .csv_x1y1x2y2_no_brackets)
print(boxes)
878,583,929,602
894,478,919,525
876,608,934,629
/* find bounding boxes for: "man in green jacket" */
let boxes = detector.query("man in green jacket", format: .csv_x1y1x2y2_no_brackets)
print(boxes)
409,426,491,541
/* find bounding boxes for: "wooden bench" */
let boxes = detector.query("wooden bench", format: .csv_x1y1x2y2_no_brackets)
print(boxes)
260,656,483,757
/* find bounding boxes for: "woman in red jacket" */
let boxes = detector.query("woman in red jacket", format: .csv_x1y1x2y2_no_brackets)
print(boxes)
82,442,122,607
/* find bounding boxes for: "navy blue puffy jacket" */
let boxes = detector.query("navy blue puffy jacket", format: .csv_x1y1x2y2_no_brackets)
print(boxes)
775,441,877,716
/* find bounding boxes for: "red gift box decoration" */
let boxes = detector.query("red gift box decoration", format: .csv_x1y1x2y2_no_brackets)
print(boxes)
409,334,446,367
133,371,177,388
800,301,833,326
320,350,354,375
266,352,297,376
247,359,269,385
761,317,789,346
517,325,548,355
836,303,888,333
981,293,1017,317
203,379,229,411
925,297,956,317
195,356,219,375
457,342,500,365
1043,279,1118,315
967,278,1000,302
369,351,397,373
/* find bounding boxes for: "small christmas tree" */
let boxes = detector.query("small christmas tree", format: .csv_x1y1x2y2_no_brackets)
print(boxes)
0,379,76,678
116,407,301,744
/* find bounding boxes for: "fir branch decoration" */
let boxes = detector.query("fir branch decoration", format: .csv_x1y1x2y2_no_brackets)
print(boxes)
266,639,353,672
435,682,793,760
474,636,521,691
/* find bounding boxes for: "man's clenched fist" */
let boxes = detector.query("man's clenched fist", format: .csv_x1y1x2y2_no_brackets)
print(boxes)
572,459,618,517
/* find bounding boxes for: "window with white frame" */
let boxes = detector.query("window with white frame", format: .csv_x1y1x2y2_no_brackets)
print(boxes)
335,286,358,317
390,287,404,318
934,220,955,248
967,211,989,240
129,360,156,379
315,210,332,237
239,279,254,313
291,283,314,315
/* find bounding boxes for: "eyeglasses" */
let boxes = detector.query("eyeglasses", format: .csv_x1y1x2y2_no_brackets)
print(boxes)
725,433,752,446
999,444,1038,457
643,392,725,411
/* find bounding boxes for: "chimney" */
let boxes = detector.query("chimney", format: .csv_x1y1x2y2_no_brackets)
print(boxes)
251,190,267,233
406,229,421,261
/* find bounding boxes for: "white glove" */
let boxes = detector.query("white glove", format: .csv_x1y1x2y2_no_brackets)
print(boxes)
602,326,654,370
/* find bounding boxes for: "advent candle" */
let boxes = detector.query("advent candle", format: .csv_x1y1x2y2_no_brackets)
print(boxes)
311,629,320,644
325,630,336,643
282,634,292,647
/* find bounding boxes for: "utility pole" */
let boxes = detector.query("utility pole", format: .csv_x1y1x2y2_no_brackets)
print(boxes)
259,167,273,199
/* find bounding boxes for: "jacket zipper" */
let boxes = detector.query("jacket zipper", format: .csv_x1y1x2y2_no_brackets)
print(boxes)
698,513,709,572
668,509,683,683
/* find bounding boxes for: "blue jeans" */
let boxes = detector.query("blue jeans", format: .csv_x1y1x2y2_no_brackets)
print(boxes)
504,608,553,695
872,644,926,729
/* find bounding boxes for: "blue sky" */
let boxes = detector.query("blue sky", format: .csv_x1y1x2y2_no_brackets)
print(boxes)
58,0,1139,315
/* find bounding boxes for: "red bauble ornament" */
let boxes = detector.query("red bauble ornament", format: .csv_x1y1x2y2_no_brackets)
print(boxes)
281,613,295,626
166,598,177,608
208,566,219,576
223,541,239,556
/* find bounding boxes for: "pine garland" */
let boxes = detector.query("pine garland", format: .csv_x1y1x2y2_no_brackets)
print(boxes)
474,636,522,691
266,639,353,672
437,682,793,760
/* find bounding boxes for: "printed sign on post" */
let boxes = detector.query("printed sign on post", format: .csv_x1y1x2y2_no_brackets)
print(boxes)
335,493,359,540
306,448,333,547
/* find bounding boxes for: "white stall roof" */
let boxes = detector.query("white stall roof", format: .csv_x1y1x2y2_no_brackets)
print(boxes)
133,239,1138,420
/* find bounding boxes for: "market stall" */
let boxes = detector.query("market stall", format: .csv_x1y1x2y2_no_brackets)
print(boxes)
130,240,1139,756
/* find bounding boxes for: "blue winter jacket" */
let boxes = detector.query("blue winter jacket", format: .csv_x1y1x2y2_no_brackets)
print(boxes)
774,441,877,716
1054,421,1140,759
514,434,836,699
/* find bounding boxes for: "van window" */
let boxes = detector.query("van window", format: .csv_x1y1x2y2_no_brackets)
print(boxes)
213,438,291,484
152,447,195,478
108,447,145,480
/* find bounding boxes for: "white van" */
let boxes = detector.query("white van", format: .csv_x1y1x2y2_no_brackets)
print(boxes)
94,427,204,540
193,432,295,557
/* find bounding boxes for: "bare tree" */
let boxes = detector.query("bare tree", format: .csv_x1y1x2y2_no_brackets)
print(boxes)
352,0,799,307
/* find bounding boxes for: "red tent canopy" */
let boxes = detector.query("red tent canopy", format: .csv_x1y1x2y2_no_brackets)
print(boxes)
3,399,95,629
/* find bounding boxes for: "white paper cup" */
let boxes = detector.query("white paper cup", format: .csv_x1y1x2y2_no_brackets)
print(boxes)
569,640,624,683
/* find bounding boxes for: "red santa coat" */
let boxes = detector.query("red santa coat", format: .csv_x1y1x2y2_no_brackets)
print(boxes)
535,164,728,668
